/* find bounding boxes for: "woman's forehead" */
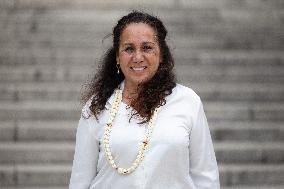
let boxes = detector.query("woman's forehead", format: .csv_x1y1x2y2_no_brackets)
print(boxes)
120,23,158,44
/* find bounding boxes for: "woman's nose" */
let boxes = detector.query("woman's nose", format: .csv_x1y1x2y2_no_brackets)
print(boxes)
133,50,144,63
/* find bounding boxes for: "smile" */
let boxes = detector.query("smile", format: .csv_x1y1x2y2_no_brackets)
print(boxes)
130,66,147,71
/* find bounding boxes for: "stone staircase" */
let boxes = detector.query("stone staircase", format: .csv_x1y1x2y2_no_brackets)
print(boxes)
0,0,284,188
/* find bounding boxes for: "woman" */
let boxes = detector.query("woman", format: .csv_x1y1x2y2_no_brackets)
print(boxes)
69,11,220,189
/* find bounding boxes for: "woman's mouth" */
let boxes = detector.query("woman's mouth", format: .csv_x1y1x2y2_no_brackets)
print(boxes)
130,66,147,72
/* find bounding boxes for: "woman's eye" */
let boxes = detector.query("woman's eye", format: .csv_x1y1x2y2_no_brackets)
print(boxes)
125,47,134,53
143,46,153,51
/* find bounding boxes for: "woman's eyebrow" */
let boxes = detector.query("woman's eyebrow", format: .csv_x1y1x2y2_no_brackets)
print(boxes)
122,43,133,46
122,41,156,45
142,41,156,45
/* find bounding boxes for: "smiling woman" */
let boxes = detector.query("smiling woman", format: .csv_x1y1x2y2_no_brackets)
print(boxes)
69,10,220,189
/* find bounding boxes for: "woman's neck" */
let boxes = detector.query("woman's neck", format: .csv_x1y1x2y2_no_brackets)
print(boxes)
122,81,139,104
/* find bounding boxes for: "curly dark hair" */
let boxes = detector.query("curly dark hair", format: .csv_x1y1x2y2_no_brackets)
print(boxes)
81,10,176,123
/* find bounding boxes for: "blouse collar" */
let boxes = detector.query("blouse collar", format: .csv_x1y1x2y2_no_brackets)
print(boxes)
105,80,125,109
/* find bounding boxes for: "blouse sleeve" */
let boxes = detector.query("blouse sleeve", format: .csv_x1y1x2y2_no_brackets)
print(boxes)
188,99,220,189
69,109,99,189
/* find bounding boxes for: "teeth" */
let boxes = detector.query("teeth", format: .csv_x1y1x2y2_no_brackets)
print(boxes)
131,67,146,71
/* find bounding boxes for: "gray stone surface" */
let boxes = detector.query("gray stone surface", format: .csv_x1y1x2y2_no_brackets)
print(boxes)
17,164,70,186
0,122,15,141
0,142,74,164
17,121,77,141
0,165,15,186
219,164,284,186
1,141,283,164
0,101,283,121
1,120,283,142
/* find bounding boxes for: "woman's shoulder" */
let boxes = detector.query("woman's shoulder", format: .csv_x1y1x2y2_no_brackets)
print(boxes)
163,83,203,122
172,83,201,103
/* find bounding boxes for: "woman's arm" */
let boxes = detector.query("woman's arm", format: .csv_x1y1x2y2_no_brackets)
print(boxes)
189,99,220,189
69,114,99,189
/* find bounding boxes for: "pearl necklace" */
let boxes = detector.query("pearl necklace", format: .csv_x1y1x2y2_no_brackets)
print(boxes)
103,89,160,175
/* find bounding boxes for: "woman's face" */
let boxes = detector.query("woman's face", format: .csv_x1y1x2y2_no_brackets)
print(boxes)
117,23,161,88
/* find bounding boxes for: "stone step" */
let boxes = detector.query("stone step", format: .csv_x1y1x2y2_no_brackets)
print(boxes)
0,120,283,142
1,24,282,50
178,64,284,83
0,101,283,122
2,0,283,10
0,82,82,101
1,34,231,50
1,8,282,27
0,164,70,187
1,81,284,102
188,82,284,102
1,11,282,47
181,50,284,66
0,142,74,164
219,164,284,186
1,47,283,66
0,121,14,141
0,121,76,142
0,141,283,164
2,7,282,41
0,163,283,187
0,63,283,83
0,10,218,35
0,46,101,66
210,121,284,142
2,0,178,9
215,142,284,164
0,101,81,121
179,0,284,10
178,63,284,75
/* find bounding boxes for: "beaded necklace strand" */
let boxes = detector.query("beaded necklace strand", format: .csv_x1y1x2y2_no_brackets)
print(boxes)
103,89,160,175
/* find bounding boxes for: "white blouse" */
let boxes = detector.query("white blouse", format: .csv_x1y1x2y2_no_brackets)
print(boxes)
69,83,220,189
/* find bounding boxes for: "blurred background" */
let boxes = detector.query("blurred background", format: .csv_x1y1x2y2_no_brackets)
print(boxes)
0,0,284,188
